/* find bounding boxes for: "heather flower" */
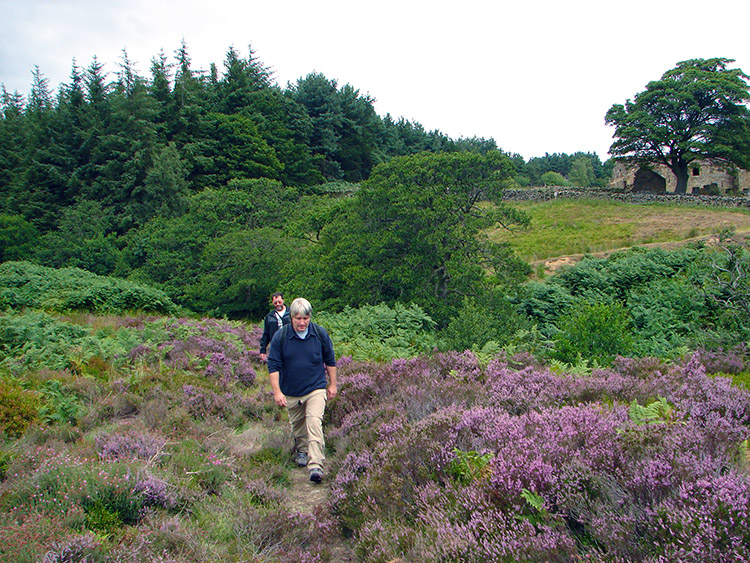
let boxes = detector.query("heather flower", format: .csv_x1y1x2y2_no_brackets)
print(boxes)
245,478,284,507
125,317,260,387
95,431,166,461
649,472,750,561
328,352,750,561
696,343,749,374
39,533,100,563
126,343,153,361
135,472,178,509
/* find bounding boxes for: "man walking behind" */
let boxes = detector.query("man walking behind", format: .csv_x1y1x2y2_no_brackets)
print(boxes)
267,298,337,483
259,292,290,362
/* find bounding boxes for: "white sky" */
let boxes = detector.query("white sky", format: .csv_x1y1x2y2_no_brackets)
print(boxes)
1,0,749,161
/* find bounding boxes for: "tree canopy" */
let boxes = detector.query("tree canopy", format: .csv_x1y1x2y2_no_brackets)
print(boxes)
605,58,750,193
287,151,531,325
1,41,605,320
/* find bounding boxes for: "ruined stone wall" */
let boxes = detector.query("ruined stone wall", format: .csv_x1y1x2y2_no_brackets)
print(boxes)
608,160,750,196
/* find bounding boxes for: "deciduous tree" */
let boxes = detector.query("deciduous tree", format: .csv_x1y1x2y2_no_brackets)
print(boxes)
293,151,530,325
606,58,750,193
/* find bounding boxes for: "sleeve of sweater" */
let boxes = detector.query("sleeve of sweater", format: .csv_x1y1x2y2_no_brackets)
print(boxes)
259,315,271,353
266,329,284,373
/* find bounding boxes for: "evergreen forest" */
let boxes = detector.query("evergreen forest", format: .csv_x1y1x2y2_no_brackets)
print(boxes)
1,43,611,321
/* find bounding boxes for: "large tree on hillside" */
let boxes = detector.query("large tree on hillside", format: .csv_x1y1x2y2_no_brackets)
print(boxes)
605,58,750,194
290,151,530,325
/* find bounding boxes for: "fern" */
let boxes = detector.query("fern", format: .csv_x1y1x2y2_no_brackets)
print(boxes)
628,397,676,425
446,448,494,484
549,354,599,376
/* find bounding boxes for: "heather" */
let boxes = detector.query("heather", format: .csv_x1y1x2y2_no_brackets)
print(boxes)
1,304,750,560
327,352,750,562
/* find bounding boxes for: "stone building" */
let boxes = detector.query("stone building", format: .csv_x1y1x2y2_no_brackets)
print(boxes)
609,159,750,196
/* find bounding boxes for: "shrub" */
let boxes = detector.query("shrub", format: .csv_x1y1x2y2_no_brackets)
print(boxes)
442,293,530,352
0,311,89,371
327,353,750,561
697,343,749,374
147,318,260,388
540,170,570,186
95,430,166,461
552,301,634,364
316,302,438,361
0,261,178,314
0,509,87,563
1,458,145,533
37,380,83,426
518,246,750,360
38,533,101,563
0,381,41,437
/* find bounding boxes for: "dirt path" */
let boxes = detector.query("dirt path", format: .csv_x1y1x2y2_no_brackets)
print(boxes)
286,460,356,561
230,421,356,559
285,463,330,514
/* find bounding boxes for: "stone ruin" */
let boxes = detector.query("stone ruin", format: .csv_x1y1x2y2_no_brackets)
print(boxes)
608,159,750,196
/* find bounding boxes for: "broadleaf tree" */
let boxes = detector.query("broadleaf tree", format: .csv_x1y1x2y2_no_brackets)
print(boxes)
291,151,531,325
605,58,750,193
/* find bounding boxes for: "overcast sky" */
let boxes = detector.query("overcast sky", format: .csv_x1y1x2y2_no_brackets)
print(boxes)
2,0,749,161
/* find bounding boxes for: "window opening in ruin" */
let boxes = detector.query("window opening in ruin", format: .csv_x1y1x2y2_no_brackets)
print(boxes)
692,167,700,176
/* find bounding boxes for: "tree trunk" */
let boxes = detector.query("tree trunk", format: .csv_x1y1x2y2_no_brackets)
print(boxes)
670,158,689,194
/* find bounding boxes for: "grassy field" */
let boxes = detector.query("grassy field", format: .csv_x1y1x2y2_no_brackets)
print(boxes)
488,198,750,263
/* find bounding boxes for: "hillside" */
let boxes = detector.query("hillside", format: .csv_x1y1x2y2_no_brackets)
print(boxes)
488,198,750,274
1,311,748,561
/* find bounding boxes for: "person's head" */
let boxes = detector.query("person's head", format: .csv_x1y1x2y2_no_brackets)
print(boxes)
271,292,285,311
289,297,312,332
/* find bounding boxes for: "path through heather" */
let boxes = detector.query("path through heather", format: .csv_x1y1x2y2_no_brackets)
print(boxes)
286,454,356,561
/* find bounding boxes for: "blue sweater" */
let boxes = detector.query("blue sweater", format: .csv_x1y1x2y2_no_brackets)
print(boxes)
267,323,336,397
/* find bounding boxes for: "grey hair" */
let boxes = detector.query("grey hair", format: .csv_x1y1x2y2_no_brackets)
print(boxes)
289,297,312,317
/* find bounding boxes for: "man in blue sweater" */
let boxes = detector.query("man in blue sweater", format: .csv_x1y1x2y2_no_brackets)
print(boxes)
267,297,337,483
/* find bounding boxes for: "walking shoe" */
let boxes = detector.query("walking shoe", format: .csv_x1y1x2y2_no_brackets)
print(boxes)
295,450,308,467
309,467,323,483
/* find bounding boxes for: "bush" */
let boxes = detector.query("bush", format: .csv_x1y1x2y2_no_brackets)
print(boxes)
442,293,530,352
0,261,178,314
329,353,750,561
0,310,88,371
552,301,634,365
540,170,570,186
0,460,145,527
519,246,747,360
316,302,438,361
0,381,41,437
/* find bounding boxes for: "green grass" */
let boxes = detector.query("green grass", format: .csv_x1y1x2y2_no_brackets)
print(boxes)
490,198,750,262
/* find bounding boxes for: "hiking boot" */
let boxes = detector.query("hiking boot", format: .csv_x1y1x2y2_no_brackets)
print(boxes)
309,467,323,483
295,450,308,467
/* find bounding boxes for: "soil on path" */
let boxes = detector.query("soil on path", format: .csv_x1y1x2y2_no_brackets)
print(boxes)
286,461,356,561
286,463,330,514
230,423,356,560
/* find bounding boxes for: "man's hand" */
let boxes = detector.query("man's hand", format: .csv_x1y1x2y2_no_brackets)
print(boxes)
273,390,287,407
326,365,338,401
259,353,267,362
269,371,286,407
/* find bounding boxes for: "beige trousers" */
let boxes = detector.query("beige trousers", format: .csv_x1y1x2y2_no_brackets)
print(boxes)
286,388,327,470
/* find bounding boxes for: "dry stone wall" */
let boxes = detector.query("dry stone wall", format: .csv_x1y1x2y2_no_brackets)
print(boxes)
502,187,750,209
